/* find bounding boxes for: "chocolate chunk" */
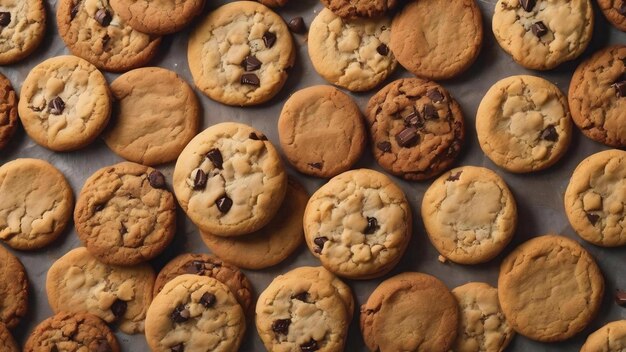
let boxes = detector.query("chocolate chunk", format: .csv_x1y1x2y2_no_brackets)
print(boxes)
272,319,291,335
447,171,462,181
426,89,444,103
200,292,217,308
376,43,389,56
308,162,323,170
300,339,320,351
94,203,105,212
120,223,127,235
612,81,626,98
216,196,233,213
423,104,438,120
94,339,111,352
377,141,392,153
241,73,260,87
288,16,306,33
249,132,268,140
313,236,328,253
395,127,419,147
206,148,223,169
404,110,423,127
185,260,204,274
292,292,309,302
586,213,600,225
171,344,185,352
364,217,379,234
531,21,548,37
148,170,166,189
540,125,558,141
619,2,626,16
51,346,59,352
193,169,207,190
94,8,112,26
0,12,10,27
170,304,190,323
263,31,277,48
48,97,65,115
242,55,262,72
519,0,536,11
70,3,80,19
110,299,127,318
616,289,626,306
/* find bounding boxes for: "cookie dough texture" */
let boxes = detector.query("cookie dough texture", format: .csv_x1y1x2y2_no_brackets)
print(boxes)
57,0,162,72
564,149,626,247
0,0,46,65
188,1,295,106
390,0,482,80
104,67,200,166
360,272,459,352
145,274,246,352
598,0,626,31
303,169,412,279
568,45,626,148
0,245,28,328
422,166,517,264
18,55,112,152
0,159,74,250
320,0,396,18
0,323,18,352
173,122,287,237
581,320,626,352
498,235,604,342
308,9,396,92
0,73,18,150
492,0,593,70
46,247,155,334
110,0,206,35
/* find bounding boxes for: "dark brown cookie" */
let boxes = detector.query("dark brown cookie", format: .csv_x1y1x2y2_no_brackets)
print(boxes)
0,245,28,329
0,73,18,150
0,323,18,352
320,0,397,18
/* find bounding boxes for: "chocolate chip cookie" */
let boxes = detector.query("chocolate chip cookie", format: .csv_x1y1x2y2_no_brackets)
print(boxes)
320,0,396,18
0,323,18,352
0,245,28,328
581,320,626,352
598,0,626,31
0,73,18,150
0,0,46,65
110,0,205,35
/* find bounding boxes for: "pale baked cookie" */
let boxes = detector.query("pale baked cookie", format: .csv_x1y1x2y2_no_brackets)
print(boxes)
74,162,176,266
477,75,572,173
360,272,459,352
258,0,288,7
46,247,155,334
569,45,626,147
0,0,46,65
110,0,205,35
308,9,396,92
18,55,112,152
104,67,200,166
451,282,515,352
145,274,246,352
581,320,626,352
24,312,121,352
200,178,307,269
366,78,465,181
0,323,18,352
390,0,482,80
564,149,626,247
320,0,396,18
498,234,604,342
492,0,594,70
303,169,412,279
598,0,626,31
173,122,287,237
422,166,517,264
188,1,295,106
0,158,73,250
0,245,28,329
57,0,161,72
0,73,18,150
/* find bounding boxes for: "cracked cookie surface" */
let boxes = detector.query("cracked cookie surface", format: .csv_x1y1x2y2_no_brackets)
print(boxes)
0,0,46,65
422,166,517,264
320,0,396,18
492,0,593,70
110,0,205,35
581,320,626,352
0,323,18,352
0,73,18,150
0,245,28,328
18,55,112,152
598,0,626,31
498,234,604,342
564,149,626,247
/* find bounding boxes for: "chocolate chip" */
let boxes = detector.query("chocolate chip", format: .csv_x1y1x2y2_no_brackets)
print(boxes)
185,260,205,274
364,217,379,234
70,3,80,19
263,31,277,48
300,339,320,351
619,2,626,16
376,43,389,56
395,127,419,147
313,236,328,253
216,195,233,213
241,73,260,87
171,344,185,352
94,8,112,26
48,97,65,115
50,346,59,352
540,125,558,141
426,89,444,103
171,304,190,323
120,223,127,235
292,292,309,302
94,203,105,212
193,170,207,190
242,55,262,72
200,292,216,308
519,0,536,11
288,16,306,33
308,162,323,170
0,12,10,27
148,170,166,189
586,213,600,225
249,132,268,140
110,299,127,318
531,21,548,37
404,110,423,127
612,81,626,98
94,339,111,352
616,289,626,306
272,319,291,335
206,148,223,169
423,104,438,120
447,171,462,181
377,141,392,153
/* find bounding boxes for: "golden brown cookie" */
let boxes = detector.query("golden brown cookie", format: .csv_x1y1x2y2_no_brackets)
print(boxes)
320,0,396,18
0,73,18,150
0,323,18,352
581,320,626,352
0,245,28,329
0,0,46,65
110,0,205,35
598,0,626,31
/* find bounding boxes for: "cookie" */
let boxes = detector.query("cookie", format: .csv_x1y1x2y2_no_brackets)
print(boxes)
581,320,626,352
110,0,205,35
145,274,246,352
0,0,46,65
46,247,155,334
74,162,176,266
103,67,200,166
498,234,604,342
18,55,112,152
0,73,18,150
303,169,412,279
390,0,482,80
360,272,459,352
564,149,626,247
492,0,593,70
57,0,162,72
451,282,515,352
365,78,465,181
568,45,626,147
0,245,28,328
24,312,121,352
598,0,626,31
200,177,307,269
477,75,572,172
421,166,517,264
187,1,295,106
308,9,396,92
320,0,396,18
0,323,18,352
258,0,288,7
173,122,287,237
0,158,74,250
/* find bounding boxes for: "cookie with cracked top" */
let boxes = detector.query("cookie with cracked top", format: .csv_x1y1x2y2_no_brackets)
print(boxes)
0,245,28,329
581,320,626,352
0,73,18,150
0,323,18,352
110,0,205,35
0,0,46,65
320,0,396,18
598,0,626,31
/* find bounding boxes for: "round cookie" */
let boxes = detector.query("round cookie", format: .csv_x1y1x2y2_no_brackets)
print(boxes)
24,312,121,352
390,0,482,80
477,75,572,172
18,55,112,152
0,323,18,352
422,166,517,264
498,234,604,342
0,0,46,65
492,0,594,70
303,169,412,279
74,162,176,266
564,149,626,247
451,282,515,352
360,272,459,352
57,0,162,72
308,9,396,92
0,245,28,328
581,320,626,352
258,0,288,7
568,45,626,147
187,1,295,106
46,247,155,334
0,73,18,150
104,67,200,166
320,0,396,18
598,0,626,31
173,122,287,237
200,177,307,269
0,158,74,250
145,274,246,352
278,86,365,177
110,0,205,35
365,78,465,181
